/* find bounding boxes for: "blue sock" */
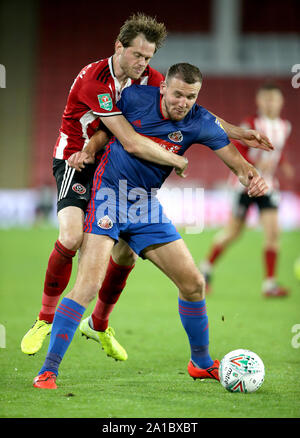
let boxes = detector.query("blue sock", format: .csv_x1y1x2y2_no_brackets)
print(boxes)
178,297,213,369
39,297,85,376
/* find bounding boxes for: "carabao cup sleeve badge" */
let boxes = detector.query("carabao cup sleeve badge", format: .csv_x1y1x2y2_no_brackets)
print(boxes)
97,93,113,112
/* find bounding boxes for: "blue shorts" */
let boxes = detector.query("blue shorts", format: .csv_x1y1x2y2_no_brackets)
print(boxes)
84,184,181,256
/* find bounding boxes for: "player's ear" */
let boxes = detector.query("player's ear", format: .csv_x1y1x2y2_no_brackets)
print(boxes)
115,40,124,55
160,81,167,95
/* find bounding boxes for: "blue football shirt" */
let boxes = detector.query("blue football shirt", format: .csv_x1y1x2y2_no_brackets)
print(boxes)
98,85,230,193
85,86,230,252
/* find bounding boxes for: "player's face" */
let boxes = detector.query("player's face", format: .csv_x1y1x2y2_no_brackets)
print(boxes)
256,89,284,119
160,76,201,121
116,35,156,80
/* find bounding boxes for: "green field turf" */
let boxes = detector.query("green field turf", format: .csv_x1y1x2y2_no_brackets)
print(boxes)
0,226,299,419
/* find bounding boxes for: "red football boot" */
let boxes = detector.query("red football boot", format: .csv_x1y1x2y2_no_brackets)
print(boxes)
33,371,57,389
188,359,220,381
263,284,289,297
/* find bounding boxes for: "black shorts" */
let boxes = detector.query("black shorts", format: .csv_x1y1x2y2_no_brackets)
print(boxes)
53,158,98,213
232,191,280,219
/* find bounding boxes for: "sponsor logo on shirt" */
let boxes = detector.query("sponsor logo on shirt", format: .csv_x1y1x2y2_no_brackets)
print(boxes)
97,93,113,111
168,131,183,142
97,215,113,230
72,183,86,195
144,135,181,153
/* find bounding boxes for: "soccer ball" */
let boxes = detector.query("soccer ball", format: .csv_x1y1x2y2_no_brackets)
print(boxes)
219,349,265,393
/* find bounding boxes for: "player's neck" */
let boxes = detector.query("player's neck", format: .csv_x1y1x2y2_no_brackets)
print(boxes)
265,114,279,120
259,111,280,120
160,96,169,119
112,54,129,88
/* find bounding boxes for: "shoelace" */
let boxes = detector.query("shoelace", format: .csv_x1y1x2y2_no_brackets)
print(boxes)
106,327,115,337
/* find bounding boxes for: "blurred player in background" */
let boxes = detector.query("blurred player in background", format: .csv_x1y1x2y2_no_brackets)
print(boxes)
200,82,294,297
21,13,273,360
32,63,269,389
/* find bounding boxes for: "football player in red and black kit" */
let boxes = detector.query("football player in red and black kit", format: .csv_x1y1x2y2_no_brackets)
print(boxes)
22,13,274,361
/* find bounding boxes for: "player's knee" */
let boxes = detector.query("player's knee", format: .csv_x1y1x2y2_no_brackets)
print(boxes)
59,229,83,251
180,271,205,301
112,243,138,266
216,228,239,248
225,227,241,244
230,229,240,241
67,279,98,307
265,228,279,246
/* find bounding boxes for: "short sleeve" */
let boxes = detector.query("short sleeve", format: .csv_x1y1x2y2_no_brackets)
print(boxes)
195,107,230,150
79,80,122,116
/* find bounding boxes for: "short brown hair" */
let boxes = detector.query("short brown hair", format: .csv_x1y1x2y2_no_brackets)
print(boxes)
166,63,203,85
117,13,167,52
257,80,282,94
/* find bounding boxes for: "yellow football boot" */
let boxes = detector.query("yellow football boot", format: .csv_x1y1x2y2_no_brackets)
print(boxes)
79,317,128,361
21,318,52,355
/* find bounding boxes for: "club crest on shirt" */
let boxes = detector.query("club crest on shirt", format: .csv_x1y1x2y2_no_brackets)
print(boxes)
97,93,113,112
168,131,183,142
97,215,113,230
72,183,86,195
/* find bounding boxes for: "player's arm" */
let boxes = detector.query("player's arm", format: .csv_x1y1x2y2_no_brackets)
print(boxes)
78,81,188,175
68,129,110,171
215,143,268,197
209,112,274,152
100,114,188,177
279,158,295,180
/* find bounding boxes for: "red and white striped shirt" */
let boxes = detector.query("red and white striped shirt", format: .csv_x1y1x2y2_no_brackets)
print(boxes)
231,114,292,191
53,56,164,160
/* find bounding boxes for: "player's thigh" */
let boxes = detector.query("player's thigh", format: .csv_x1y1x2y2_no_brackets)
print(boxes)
67,233,115,306
53,158,96,250
57,206,85,250
112,238,138,266
260,208,279,244
144,239,204,299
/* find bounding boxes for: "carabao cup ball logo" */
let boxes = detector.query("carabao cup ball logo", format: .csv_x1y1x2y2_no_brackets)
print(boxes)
97,215,113,230
219,349,265,393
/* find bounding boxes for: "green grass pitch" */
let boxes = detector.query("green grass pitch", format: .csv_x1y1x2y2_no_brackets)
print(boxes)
0,226,299,418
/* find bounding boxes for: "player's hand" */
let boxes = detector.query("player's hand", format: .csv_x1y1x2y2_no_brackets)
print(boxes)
175,156,188,178
67,151,95,172
245,171,269,197
241,129,274,151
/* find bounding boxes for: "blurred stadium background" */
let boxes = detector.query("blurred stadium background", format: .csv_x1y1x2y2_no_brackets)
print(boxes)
0,0,300,230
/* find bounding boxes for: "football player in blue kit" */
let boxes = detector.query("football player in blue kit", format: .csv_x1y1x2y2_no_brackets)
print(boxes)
33,63,268,389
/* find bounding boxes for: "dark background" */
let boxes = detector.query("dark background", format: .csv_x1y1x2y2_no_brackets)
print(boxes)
0,0,299,193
